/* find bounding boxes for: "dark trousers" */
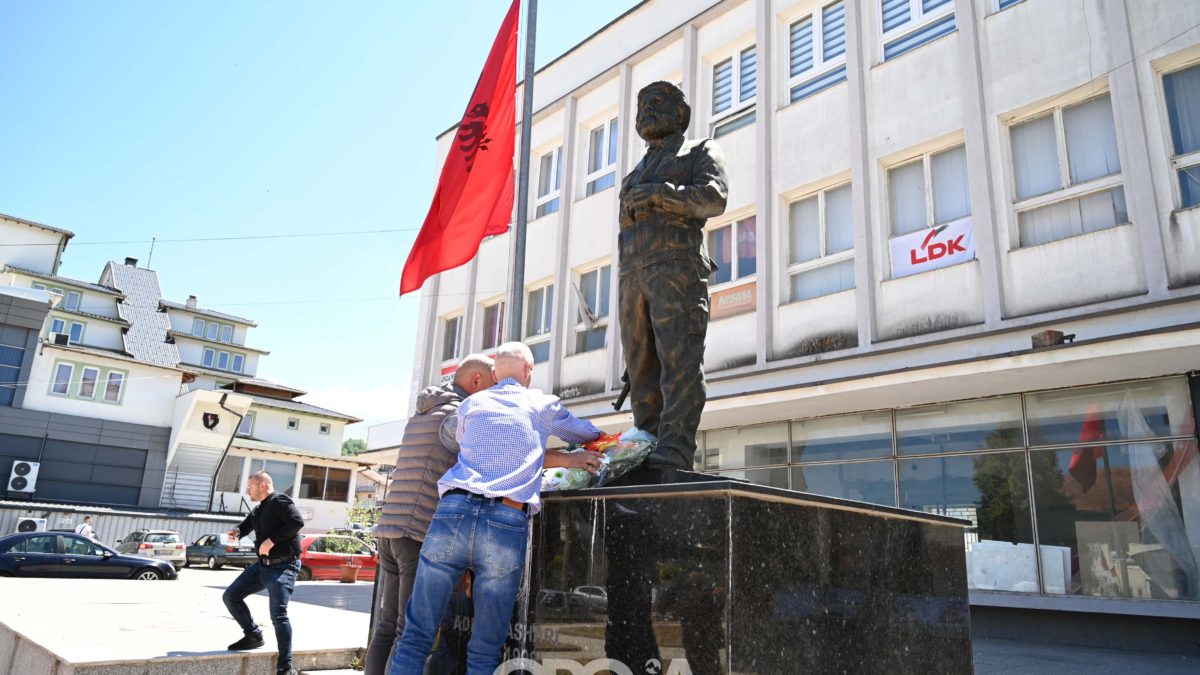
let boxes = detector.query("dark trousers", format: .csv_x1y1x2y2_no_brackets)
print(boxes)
365,536,423,675
223,558,300,672
619,257,710,467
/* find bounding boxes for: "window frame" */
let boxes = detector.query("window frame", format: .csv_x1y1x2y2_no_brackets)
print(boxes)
524,282,554,363
1159,60,1200,210
534,145,564,218
220,324,233,343
67,321,85,345
102,370,125,404
287,417,300,431
786,1,849,105
786,182,856,303
886,142,971,238
192,318,206,337
878,0,956,62
1006,92,1128,247
573,264,611,354
78,366,100,400
440,314,463,364
705,215,758,289
319,422,331,435
480,299,506,352
63,291,82,312
710,42,757,124
238,410,256,436
584,117,619,197
50,362,74,396
202,348,216,368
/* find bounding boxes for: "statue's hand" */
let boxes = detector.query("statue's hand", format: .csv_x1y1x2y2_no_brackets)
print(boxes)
623,183,662,211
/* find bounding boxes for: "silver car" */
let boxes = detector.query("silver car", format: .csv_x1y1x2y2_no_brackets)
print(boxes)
116,529,187,571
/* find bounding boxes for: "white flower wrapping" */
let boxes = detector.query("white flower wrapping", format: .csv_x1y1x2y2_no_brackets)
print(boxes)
540,427,656,492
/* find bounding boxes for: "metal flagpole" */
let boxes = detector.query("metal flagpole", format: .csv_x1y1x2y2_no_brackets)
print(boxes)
509,0,537,341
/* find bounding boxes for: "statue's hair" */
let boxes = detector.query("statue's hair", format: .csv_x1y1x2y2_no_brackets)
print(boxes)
639,81,690,131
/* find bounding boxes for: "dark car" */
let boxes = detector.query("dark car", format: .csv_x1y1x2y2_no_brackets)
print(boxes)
0,532,177,580
185,533,256,570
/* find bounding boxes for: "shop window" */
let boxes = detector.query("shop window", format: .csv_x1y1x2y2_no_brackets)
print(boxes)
703,423,789,471
792,411,893,463
896,396,1025,455
792,460,896,506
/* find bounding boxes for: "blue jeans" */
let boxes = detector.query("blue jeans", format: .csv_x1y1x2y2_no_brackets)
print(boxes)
389,492,529,675
223,558,301,671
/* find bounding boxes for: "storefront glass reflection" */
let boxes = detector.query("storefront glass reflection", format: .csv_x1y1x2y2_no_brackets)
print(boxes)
792,460,895,506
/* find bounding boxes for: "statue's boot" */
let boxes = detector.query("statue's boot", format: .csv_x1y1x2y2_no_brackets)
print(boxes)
644,445,693,471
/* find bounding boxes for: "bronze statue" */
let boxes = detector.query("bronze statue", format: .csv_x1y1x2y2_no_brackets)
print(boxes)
617,81,729,471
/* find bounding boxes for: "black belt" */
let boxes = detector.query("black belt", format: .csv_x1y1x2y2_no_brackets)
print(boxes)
445,488,529,513
260,556,297,565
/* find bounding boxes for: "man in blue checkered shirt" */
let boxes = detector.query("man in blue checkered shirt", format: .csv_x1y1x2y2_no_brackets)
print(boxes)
389,341,602,675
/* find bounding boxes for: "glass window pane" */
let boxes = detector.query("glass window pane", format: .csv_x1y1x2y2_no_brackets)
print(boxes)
232,354,244,373
79,368,99,399
299,465,327,500
325,469,351,502
538,152,554,197
897,396,1024,455
792,411,892,463
221,325,233,343
889,159,927,235
789,196,820,263
207,323,219,340
791,460,896,506
52,363,72,395
598,266,611,317
932,145,971,224
901,452,1037,592
822,2,846,61
441,317,459,361
215,457,243,492
790,17,814,77
717,467,789,489
528,340,551,364
1031,440,1200,599
825,184,854,253
708,226,732,285
68,323,84,344
238,412,254,435
64,292,80,311
1011,115,1062,199
1164,64,1200,156
739,46,757,102
217,352,230,370
589,127,604,173
736,217,756,278
526,288,543,337
1064,95,1121,185
543,285,554,332
1018,187,1126,247
575,326,606,353
555,146,563,189
608,119,619,166
1026,378,1194,446
51,318,65,334
203,349,215,367
254,459,296,496
104,372,123,402
1180,166,1200,209
703,423,789,469
579,271,597,323
790,258,855,302
713,58,733,114
192,319,204,337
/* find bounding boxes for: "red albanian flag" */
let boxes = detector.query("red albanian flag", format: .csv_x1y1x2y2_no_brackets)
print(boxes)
400,0,518,295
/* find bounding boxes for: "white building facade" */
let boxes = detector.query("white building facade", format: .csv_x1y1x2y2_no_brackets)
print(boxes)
409,0,1200,623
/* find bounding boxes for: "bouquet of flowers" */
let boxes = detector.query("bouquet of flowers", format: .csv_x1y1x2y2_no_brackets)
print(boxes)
541,427,656,492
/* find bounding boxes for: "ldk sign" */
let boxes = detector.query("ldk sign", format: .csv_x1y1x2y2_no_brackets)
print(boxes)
889,217,975,278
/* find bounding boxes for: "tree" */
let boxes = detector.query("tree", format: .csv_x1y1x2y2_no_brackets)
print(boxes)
341,438,367,456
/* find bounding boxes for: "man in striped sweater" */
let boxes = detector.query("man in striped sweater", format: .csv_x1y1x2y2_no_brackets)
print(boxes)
364,354,496,675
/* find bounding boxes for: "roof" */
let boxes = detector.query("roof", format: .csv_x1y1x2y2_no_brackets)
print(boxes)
42,342,184,372
104,262,180,368
178,362,243,380
3,265,123,297
0,212,75,240
166,330,270,355
357,468,387,486
160,299,257,327
220,377,308,396
230,437,374,465
52,307,130,326
242,392,362,423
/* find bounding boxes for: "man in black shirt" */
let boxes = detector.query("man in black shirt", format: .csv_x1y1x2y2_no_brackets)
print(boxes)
222,470,305,675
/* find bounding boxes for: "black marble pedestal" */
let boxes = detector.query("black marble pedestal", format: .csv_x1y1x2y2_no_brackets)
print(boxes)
508,481,973,674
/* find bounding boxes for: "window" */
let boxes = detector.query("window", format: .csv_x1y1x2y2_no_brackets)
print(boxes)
585,118,618,196
0,327,30,408
707,216,757,286
206,322,219,340
711,44,757,137
888,144,970,237
287,418,300,431
68,322,84,345
63,291,81,312
103,371,124,403
232,354,245,373
50,318,64,335
441,315,462,363
64,537,99,556
319,422,331,435
880,0,956,62
1163,63,1200,208
49,318,84,344
202,348,215,368
535,146,564,218
238,411,255,436
789,1,848,104
192,319,205,337
1009,93,1127,247
788,183,856,301
299,466,352,502
481,300,505,351
525,284,554,364
575,265,611,353
32,283,46,291
217,351,230,371
249,458,296,496
997,0,1025,10
221,325,233,343
78,367,100,400
215,456,243,492
51,362,73,396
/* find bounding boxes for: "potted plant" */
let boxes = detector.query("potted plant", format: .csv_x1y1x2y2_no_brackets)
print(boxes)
340,559,361,583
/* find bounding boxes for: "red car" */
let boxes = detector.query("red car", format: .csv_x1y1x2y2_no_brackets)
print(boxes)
298,535,377,581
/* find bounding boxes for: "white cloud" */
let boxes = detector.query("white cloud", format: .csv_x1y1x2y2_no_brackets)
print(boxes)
301,382,412,440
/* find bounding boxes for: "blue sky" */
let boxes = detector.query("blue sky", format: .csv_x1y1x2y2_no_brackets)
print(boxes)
0,0,640,439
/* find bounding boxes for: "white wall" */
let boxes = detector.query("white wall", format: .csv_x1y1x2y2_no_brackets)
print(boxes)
0,218,64,274
44,310,126,351
247,405,345,456
23,348,183,427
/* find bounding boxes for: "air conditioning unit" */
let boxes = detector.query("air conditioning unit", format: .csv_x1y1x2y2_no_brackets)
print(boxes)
8,461,40,493
15,517,47,533
49,332,70,346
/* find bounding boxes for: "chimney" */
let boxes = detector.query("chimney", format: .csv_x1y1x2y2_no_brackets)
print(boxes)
124,256,138,267
186,295,198,310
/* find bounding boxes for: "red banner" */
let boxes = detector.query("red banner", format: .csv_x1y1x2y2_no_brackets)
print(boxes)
399,0,518,295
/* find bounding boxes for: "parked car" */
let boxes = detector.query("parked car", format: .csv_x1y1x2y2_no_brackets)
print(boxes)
185,533,256,570
115,529,187,570
298,535,377,581
570,585,608,613
0,532,176,580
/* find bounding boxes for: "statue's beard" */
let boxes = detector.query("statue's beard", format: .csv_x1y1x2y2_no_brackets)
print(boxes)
636,114,679,141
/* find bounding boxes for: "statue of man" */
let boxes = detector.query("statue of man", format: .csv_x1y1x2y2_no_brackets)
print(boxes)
618,81,729,470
